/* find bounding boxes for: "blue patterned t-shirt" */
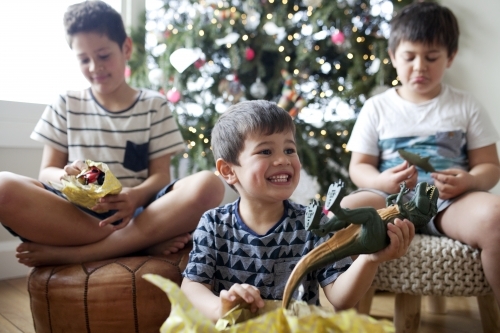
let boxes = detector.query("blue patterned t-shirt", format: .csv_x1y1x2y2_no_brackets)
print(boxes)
182,199,352,305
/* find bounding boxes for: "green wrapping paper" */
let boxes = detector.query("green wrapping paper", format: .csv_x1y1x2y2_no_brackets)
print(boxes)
143,274,394,333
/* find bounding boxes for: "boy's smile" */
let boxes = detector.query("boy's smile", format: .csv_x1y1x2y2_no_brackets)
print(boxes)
389,41,456,103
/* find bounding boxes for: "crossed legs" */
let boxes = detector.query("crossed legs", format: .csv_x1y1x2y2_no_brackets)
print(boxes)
0,170,224,266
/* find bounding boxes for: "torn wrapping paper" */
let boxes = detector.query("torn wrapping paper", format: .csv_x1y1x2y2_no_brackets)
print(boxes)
50,160,122,213
143,274,394,333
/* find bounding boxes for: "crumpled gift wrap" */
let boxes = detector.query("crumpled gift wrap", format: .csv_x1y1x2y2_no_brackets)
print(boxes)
50,160,122,213
143,274,394,333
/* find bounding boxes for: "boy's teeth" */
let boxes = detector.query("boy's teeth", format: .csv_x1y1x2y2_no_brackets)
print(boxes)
269,175,288,182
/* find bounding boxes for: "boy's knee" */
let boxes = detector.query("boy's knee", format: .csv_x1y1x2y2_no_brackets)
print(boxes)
0,172,24,205
190,171,225,207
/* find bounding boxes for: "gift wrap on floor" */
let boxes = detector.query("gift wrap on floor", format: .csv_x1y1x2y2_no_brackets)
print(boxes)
143,274,394,333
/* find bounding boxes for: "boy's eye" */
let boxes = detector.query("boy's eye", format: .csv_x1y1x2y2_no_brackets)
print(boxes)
79,58,90,65
99,54,110,60
259,149,272,155
285,148,296,154
426,57,438,62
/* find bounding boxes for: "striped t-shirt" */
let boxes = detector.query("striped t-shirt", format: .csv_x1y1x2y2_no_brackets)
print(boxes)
31,88,185,187
183,199,352,305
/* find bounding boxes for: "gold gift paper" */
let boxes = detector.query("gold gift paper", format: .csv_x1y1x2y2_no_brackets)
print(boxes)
50,160,122,213
143,274,394,333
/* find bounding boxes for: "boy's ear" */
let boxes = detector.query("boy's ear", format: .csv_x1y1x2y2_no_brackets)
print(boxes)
216,158,238,185
123,37,133,61
446,51,457,68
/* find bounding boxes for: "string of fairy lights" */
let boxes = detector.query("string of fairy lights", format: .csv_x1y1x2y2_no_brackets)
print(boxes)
129,0,411,195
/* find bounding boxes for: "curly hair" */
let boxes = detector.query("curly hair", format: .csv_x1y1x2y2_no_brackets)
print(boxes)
63,1,127,49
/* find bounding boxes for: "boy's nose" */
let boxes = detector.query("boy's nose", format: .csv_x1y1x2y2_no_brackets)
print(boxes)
413,57,426,71
275,154,291,165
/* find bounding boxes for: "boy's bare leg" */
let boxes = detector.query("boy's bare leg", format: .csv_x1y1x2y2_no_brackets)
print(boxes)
340,191,387,211
0,172,114,245
16,171,225,266
435,191,500,308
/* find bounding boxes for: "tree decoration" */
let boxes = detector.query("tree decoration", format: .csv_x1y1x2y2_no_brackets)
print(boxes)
129,0,413,195
166,88,181,103
331,30,346,45
250,78,268,99
245,47,256,61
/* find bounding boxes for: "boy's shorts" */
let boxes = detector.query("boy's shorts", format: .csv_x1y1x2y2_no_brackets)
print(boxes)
348,188,455,237
2,180,178,242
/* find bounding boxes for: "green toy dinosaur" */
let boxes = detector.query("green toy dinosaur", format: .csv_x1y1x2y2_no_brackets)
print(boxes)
398,149,436,173
282,181,439,308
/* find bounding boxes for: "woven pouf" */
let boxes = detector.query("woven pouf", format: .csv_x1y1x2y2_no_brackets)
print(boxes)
359,234,500,333
27,246,191,333
373,234,492,296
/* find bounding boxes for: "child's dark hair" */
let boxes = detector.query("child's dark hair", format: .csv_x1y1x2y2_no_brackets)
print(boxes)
212,100,296,166
389,2,459,56
63,1,127,49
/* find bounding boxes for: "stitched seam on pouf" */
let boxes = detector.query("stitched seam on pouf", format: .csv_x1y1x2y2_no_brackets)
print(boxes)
47,267,57,333
27,269,38,333
84,268,91,333
115,260,139,333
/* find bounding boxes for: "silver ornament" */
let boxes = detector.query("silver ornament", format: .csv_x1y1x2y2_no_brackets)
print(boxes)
250,78,268,99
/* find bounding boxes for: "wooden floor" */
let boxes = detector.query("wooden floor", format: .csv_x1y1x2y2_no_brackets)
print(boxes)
0,276,484,333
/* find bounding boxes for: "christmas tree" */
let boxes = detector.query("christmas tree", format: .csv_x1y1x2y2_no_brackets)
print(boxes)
129,0,413,197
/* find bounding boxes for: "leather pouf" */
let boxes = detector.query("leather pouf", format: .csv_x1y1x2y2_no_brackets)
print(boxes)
27,246,191,333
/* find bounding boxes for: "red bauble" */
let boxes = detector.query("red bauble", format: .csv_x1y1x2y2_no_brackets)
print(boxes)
245,47,255,61
166,88,181,103
331,30,345,45
194,58,205,69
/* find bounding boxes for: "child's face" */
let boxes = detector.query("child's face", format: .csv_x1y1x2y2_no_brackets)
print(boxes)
389,40,456,103
224,130,301,204
71,32,131,97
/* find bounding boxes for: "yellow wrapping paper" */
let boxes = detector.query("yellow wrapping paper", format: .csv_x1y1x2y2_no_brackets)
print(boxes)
50,160,122,213
143,274,394,333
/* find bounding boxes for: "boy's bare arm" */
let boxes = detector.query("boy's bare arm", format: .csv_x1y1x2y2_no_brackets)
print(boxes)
38,145,69,183
181,278,222,322
322,218,414,310
349,152,417,193
432,144,500,200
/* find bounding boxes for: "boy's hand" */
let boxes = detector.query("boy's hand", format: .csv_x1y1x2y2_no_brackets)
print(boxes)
219,284,265,317
377,161,418,193
431,168,472,200
62,160,87,177
93,187,140,229
367,218,415,264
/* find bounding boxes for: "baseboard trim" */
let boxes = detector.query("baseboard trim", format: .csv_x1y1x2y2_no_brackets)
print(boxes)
0,240,31,280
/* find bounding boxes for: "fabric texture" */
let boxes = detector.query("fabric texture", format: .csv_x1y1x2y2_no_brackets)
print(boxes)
183,199,352,305
347,85,499,184
31,88,185,188
373,234,492,296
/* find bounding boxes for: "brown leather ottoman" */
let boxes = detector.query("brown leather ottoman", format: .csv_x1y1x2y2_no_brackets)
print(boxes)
27,245,191,333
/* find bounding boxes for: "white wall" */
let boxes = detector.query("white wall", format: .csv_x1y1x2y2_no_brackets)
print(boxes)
440,0,500,193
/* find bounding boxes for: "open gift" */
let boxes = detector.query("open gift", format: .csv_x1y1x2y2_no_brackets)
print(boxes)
143,274,394,333
50,160,122,213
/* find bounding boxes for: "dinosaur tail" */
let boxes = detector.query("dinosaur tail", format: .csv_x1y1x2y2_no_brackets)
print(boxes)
282,224,361,308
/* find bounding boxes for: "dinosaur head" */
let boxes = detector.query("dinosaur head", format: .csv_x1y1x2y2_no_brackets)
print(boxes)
401,182,439,229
